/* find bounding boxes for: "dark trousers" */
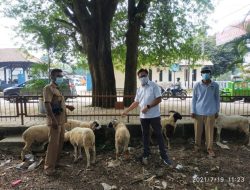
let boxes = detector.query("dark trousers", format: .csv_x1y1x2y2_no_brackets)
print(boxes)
140,117,169,160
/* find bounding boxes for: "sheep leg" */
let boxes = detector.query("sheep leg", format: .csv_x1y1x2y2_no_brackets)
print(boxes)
84,147,90,168
216,127,222,142
247,135,250,146
21,141,32,161
124,141,130,160
91,144,96,164
73,145,78,163
78,146,83,160
167,137,171,150
115,142,119,160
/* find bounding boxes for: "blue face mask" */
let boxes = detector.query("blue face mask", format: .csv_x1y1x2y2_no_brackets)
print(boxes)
55,77,64,85
202,73,211,80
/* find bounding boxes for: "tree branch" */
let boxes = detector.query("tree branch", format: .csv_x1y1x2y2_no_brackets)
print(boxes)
54,18,80,33
70,31,84,53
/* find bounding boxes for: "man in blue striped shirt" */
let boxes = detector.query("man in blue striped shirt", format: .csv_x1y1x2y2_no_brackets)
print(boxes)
191,66,220,157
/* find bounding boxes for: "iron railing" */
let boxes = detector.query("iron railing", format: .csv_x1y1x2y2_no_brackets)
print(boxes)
0,92,250,125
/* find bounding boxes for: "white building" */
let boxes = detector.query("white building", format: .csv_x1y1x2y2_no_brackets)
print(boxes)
114,60,213,89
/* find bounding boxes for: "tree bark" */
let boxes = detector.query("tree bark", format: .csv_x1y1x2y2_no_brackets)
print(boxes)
63,0,118,107
123,0,151,106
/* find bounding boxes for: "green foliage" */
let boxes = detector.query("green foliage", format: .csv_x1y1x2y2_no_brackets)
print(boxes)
204,34,250,77
111,0,214,68
3,0,75,66
3,0,213,75
20,79,49,95
30,64,49,78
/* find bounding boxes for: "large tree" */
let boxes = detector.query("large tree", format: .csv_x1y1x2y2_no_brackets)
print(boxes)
123,0,151,106
56,0,119,107
3,0,118,107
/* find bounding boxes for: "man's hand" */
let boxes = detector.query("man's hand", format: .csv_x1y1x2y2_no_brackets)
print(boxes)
121,110,128,117
215,113,219,119
191,113,196,118
141,106,149,114
66,105,75,111
51,119,58,129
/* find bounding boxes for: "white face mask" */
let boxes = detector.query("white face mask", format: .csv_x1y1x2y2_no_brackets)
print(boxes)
139,76,149,86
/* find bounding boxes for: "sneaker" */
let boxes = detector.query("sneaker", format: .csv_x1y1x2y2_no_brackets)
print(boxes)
163,158,173,166
141,157,148,165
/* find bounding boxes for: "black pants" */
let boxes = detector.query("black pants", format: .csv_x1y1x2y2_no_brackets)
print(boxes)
140,117,169,160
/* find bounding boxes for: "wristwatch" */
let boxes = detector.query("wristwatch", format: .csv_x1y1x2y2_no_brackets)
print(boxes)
147,105,151,109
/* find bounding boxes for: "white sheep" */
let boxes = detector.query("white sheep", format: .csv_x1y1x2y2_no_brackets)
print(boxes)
215,113,250,146
108,119,130,160
21,124,49,160
64,127,96,168
64,119,101,131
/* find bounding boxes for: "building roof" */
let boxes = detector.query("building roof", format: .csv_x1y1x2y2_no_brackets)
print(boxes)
179,60,213,66
0,48,41,68
216,19,250,46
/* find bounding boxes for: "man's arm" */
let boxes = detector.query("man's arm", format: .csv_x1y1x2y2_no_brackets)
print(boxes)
141,97,161,113
43,86,58,129
121,101,139,116
215,83,220,118
191,84,197,118
44,103,58,128
148,96,161,107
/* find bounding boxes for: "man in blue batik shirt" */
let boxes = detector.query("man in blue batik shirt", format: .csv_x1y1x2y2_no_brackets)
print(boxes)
191,66,220,157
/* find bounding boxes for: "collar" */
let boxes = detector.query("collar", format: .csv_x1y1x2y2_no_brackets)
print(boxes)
199,80,215,87
50,82,58,88
141,80,151,87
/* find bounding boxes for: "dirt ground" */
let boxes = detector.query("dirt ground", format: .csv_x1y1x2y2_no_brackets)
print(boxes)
0,138,250,190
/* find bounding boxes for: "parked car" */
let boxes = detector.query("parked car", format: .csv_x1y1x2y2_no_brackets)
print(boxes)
3,78,77,102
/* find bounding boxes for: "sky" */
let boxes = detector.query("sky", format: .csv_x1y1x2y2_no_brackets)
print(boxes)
209,0,250,33
0,0,250,54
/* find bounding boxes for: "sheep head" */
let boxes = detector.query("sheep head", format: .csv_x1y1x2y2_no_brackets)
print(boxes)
64,131,70,142
169,110,182,122
90,120,101,130
107,118,119,129
64,122,72,131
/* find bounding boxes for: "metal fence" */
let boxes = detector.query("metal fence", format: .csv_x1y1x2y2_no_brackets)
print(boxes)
0,91,250,126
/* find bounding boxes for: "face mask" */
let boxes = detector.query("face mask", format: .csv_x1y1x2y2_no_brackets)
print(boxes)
55,77,64,85
139,76,149,86
202,73,211,80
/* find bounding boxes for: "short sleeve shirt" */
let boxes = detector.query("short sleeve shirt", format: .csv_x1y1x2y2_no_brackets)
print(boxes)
43,83,67,125
135,81,161,118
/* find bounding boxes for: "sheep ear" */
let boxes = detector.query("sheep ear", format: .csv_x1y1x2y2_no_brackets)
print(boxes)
96,125,102,130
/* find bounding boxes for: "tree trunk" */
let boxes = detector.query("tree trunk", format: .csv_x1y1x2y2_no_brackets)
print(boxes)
123,0,151,106
123,22,140,106
85,26,117,108
66,0,118,108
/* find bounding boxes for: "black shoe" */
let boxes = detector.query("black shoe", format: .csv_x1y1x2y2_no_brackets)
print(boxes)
136,155,149,165
163,158,172,166
141,157,148,165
